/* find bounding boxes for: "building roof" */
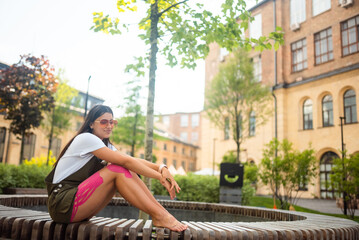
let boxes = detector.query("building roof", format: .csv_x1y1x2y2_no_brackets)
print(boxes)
154,127,199,148
248,0,271,12
0,62,10,70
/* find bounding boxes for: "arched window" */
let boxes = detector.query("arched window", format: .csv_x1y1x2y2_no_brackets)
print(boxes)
322,95,333,127
249,111,256,136
344,89,357,124
303,99,313,130
320,151,339,199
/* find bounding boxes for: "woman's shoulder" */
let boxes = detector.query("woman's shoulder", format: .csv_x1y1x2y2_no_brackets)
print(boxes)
73,133,102,144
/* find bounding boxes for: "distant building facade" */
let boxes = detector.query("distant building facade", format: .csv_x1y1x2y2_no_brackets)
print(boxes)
202,0,359,198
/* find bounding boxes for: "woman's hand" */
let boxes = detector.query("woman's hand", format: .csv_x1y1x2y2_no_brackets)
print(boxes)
160,168,180,200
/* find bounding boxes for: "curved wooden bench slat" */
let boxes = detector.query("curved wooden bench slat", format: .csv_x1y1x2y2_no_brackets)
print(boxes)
1,195,359,240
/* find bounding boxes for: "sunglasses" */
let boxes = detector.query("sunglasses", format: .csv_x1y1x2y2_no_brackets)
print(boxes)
95,119,118,126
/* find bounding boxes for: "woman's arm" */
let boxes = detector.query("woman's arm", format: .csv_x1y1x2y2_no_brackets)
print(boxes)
135,157,161,172
92,147,162,180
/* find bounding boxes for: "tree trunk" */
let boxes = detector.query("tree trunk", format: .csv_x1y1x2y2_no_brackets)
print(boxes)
130,111,138,157
139,0,159,221
144,0,159,186
20,131,25,164
47,107,55,165
236,141,241,164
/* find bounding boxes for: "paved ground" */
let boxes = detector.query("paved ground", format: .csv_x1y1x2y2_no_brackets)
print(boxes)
294,198,359,216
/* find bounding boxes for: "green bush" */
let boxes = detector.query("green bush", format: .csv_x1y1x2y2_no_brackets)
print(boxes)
241,179,255,205
0,164,15,193
0,161,52,193
152,173,220,203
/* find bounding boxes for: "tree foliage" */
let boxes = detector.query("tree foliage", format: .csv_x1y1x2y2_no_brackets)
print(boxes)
0,55,57,162
331,152,359,219
91,0,283,191
259,138,317,210
41,71,78,163
111,80,146,157
205,48,272,163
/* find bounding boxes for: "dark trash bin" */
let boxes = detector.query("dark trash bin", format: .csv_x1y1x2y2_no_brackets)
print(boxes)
219,163,244,204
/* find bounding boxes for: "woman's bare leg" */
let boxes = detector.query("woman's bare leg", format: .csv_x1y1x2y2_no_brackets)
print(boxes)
131,172,170,213
71,166,187,231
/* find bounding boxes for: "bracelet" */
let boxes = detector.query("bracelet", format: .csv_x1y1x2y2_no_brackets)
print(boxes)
159,164,167,173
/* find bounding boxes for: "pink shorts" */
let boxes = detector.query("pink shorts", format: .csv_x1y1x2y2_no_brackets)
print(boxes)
70,164,132,222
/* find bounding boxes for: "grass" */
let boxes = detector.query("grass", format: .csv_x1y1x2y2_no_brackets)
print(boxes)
247,196,359,223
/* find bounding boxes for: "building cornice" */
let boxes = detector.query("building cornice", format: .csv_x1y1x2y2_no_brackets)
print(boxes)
273,63,359,90
248,0,271,12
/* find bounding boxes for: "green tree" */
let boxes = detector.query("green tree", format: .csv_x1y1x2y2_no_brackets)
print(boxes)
91,0,284,179
42,71,78,164
111,80,146,156
0,55,57,163
205,48,272,163
259,138,317,210
331,152,359,219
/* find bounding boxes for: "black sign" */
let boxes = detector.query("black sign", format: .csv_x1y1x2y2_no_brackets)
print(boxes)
220,163,244,188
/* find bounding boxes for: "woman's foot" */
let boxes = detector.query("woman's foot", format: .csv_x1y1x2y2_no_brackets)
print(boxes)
152,213,187,232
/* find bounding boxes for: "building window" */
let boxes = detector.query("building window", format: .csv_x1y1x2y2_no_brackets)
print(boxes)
341,15,359,56
224,117,230,140
303,99,313,130
252,55,262,82
23,133,36,163
191,114,199,127
180,115,188,127
315,28,333,65
163,158,167,165
291,38,307,72
322,95,333,127
249,14,262,40
51,137,62,159
182,148,185,155
180,132,188,142
173,159,177,168
312,0,331,16
290,0,306,25
219,48,229,62
191,132,198,143
0,128,6,163
173,145,176,153
249,111,256,136
344,89,357,124
163,143,167,151
189,162,195,172
163,116,170,126
320,151,339,199
140,153,145,158
181,161,186,170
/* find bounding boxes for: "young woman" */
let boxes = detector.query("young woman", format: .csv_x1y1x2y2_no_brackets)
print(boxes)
45,105,187,232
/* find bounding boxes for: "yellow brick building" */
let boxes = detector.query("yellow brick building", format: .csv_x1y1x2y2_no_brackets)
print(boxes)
201,0,359,198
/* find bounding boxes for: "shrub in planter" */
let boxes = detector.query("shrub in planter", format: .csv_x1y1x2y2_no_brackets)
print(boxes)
152,173,220,203
0,153,54,193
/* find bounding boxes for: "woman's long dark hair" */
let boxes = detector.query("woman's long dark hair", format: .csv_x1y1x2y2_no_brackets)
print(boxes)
53,104,114,167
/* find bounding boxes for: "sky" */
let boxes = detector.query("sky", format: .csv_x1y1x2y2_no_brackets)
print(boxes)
0,0,257,116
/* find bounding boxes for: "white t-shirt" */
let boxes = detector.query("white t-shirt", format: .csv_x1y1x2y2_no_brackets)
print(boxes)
53,133,117,183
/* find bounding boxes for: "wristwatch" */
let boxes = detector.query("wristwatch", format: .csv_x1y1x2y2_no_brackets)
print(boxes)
159,164,168,173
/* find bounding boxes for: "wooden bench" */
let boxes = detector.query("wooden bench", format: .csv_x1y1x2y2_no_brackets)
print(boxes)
1,195,359,239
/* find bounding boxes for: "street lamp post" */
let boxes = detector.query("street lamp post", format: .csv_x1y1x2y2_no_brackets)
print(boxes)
340,116,347,215
212,138,217,176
